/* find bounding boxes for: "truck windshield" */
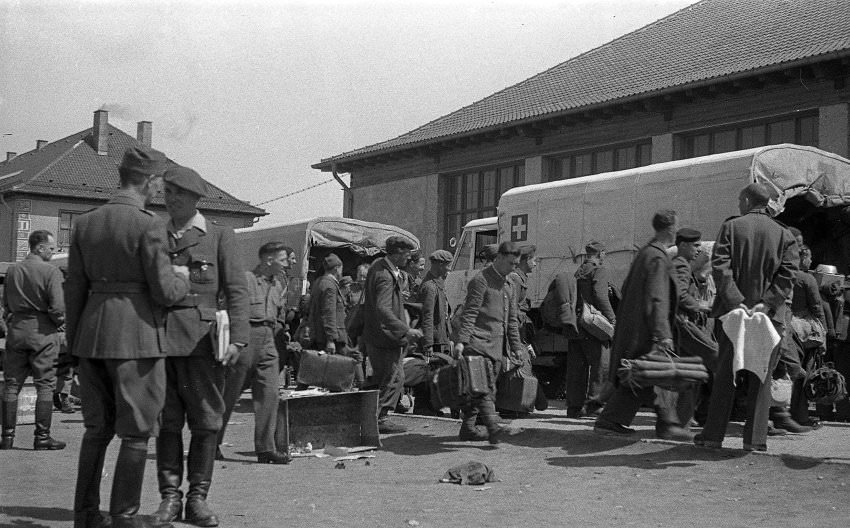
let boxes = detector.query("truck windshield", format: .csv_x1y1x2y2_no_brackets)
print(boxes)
473,230,497,269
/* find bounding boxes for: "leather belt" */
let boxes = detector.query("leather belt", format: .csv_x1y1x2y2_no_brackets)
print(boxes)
250,321,275,328
171,293,219,309
89,281,148,294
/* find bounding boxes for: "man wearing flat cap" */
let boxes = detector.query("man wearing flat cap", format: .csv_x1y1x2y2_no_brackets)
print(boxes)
218,241,291,465
309,253,349,354
152,165,249,527
69,146,191,528
567,240,618,418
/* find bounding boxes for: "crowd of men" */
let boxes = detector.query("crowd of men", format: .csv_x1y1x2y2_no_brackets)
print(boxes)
0,141,845,528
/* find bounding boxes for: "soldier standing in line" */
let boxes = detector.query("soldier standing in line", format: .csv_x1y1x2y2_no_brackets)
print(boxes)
152,166,249,527
67,146,191,528
217,241,291,464
1,230,66,450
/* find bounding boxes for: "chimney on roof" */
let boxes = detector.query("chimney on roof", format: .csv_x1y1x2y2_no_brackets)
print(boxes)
6,152,16,161
36,140,48,150
91,109,109,155
137,121,152,147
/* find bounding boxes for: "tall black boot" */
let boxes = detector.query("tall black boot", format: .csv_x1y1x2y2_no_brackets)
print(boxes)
110,438,173,528
34,398,66,450
1,399,16,449
73,434,111,528
152,432,184,523
184,431,219,527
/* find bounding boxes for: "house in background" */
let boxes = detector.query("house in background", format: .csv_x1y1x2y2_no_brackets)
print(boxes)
0,109,266,262
313,0,850,255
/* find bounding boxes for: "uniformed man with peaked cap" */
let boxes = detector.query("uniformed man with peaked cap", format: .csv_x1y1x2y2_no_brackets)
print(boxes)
152,165,249,527
68,145,191,528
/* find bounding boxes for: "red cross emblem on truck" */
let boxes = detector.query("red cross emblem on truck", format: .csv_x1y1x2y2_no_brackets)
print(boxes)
510,214,528,242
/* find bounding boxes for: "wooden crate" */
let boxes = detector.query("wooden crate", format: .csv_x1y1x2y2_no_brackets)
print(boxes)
275,390,380,451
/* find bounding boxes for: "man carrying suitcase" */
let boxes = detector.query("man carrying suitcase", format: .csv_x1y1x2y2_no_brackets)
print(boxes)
453,242,525,444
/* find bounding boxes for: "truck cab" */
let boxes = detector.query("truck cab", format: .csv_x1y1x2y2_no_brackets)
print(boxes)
445,217,497,311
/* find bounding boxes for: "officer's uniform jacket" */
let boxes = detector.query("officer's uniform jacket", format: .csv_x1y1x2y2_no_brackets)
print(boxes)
454,265,523,363
65,190,191,359
164,212,249,355
418,270,451,350
711,208,797,324
309,273,348,346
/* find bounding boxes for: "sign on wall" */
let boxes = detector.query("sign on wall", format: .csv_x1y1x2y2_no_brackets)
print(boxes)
15,199,32,261
510,214,528,242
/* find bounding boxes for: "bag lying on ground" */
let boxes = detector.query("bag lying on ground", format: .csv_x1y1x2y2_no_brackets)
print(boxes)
439,461,498,485
296,349,357,392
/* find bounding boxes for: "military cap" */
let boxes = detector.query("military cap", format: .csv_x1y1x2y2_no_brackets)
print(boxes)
519,244,537,258
340,275,353,287
323,253,343,270
477,243,499,261
429,249,453,263
120,145,167,176
163,166,207,197
675,227,702,244
585,240,605,255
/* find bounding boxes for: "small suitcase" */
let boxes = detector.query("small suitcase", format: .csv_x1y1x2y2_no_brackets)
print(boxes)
296,350,357,392
463,355,492,397
496,372,538,413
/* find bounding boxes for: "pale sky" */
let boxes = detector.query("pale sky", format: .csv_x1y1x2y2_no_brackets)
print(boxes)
0,0,697,226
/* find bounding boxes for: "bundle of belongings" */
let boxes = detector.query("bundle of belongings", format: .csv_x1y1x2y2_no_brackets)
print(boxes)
296,349,358,392
439,461,498,485
617,348,709,392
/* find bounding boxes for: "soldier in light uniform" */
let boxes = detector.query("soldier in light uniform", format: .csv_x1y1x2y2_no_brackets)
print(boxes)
67,146,191,528
152,166,249,527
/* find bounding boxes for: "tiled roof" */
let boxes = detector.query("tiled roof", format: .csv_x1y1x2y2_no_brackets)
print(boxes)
0,125,266,217
315,0,850,167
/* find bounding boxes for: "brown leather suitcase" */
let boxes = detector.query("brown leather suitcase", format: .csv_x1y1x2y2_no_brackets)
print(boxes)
496,372,538,413
296,350,357,392
463,355,492,397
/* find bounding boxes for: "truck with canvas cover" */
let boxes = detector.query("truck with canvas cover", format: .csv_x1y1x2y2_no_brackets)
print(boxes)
235,216,420,308
446,144,850,394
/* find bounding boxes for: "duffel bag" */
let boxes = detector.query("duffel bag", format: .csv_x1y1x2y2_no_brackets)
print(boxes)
296,349,357,392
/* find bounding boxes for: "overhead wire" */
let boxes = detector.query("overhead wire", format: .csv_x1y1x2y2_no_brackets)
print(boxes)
254,177,337,206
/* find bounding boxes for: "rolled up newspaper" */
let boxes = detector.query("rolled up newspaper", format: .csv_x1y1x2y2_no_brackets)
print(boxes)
214,310,230,362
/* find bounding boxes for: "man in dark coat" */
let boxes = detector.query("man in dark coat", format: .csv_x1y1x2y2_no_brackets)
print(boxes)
453,242,524,444
2,230,66,450
218,241,291,464
696,183,797,452
594,210,691,440
152,166,249,527
362,236,422,434
67,146,191,528
309,253,349,353
567,240,617,418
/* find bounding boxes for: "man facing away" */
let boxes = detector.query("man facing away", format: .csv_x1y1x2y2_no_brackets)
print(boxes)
453,242,524,444
362,236,423,434
567,240,617,418
218,241,291,464
67,146,191,528
594,210,694,441
696,183,797,452
2,230,66,450
152,166,249,527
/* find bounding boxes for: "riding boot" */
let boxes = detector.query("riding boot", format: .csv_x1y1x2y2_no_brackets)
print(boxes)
1,399,16,449
34,398,66,450
73,434,111,528
110,438,169,527
184,431,219,527
152,432,184,523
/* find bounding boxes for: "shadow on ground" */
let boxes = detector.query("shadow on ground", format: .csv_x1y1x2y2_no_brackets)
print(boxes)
0,506,73,527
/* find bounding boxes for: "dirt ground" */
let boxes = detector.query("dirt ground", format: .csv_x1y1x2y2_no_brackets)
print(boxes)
2,400,850,528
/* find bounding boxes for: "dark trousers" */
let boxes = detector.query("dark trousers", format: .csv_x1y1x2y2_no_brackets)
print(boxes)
365,343,405,418
218,325,280,453
597,384,679,427
3,317,59,402
461,354,501,434
565,338,610,409
701,321,783,447
161,355,226,434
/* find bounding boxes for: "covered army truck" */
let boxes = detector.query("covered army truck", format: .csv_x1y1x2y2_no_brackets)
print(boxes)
235,216,420,307
446,144,850,392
